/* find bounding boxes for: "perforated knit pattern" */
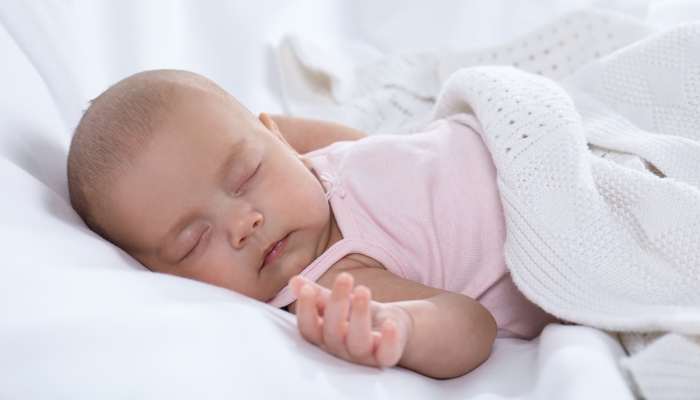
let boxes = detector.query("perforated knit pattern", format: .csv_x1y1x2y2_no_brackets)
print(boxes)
432,24,700,400
276,10,655,136
438,11,654,82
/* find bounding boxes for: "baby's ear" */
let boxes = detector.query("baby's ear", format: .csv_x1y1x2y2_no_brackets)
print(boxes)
259,112,295,147
259,112,313,170
259,112,282,136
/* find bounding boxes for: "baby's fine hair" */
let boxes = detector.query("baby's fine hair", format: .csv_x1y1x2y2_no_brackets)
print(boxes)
67,69,231,241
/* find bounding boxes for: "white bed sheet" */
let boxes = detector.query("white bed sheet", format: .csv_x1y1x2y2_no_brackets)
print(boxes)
0,1,697,398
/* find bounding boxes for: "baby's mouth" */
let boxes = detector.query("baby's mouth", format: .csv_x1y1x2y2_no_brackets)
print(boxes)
261,234,290,269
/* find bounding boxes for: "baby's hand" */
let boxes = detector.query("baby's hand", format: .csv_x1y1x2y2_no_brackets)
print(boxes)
289,273,412,368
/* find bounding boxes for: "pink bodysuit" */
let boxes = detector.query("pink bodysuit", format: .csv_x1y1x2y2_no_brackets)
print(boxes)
268,117,557,339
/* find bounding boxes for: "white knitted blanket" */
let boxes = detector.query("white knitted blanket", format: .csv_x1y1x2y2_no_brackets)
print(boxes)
434,36,700,400
276,10,654,136
276,11,700,400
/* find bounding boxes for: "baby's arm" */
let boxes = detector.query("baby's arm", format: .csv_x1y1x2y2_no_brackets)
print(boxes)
269,115,366,154
289,268,497,379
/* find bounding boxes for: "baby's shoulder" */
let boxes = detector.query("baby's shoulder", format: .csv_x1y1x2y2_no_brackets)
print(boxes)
316,253,384,288
320,253,447,303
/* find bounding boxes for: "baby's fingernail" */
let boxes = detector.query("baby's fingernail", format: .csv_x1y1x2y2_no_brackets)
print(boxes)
384,320,397,332
301,284,313,296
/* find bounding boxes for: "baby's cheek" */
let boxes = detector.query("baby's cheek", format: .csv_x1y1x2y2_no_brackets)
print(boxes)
182,247,235,289
307,197,331,230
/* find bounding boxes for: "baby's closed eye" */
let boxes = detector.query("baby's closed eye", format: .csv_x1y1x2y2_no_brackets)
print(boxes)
232,161,262,196
175,223,211,262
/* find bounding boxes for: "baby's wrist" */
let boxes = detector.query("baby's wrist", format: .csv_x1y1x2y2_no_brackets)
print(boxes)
385,303,414,345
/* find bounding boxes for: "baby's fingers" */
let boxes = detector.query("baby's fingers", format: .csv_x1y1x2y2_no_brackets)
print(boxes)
296,284,323,345
290,275,330,312
346,285,374,361
322,273,354,350
375,320,403,367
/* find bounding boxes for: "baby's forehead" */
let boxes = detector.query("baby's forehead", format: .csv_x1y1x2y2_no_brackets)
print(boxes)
143,99,266,161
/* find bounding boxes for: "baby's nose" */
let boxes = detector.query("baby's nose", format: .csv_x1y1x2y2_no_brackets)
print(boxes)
228,207,263,249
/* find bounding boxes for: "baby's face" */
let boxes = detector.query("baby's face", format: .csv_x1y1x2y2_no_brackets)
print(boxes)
103,93,333,301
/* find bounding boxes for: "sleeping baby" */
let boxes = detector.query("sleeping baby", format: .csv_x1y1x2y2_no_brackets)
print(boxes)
67,69,557,379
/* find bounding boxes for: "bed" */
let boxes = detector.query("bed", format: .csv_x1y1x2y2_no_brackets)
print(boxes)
1,1,698,399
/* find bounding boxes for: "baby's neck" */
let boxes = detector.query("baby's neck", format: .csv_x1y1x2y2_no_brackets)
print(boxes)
311,167,343,254
324,207,343,252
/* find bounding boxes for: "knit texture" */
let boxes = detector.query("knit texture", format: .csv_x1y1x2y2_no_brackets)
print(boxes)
434,59,700,332
276,10,654,136
435,23,700,398
276,12,700,400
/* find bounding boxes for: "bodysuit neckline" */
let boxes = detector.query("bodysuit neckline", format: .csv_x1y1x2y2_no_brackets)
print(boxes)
266,150,405,308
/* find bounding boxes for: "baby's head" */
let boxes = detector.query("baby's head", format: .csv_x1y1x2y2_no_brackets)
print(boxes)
68,70,332,300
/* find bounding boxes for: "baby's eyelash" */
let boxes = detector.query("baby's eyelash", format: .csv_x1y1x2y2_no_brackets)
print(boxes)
183,226,210,261
249,162,261,179
235,162,261,194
